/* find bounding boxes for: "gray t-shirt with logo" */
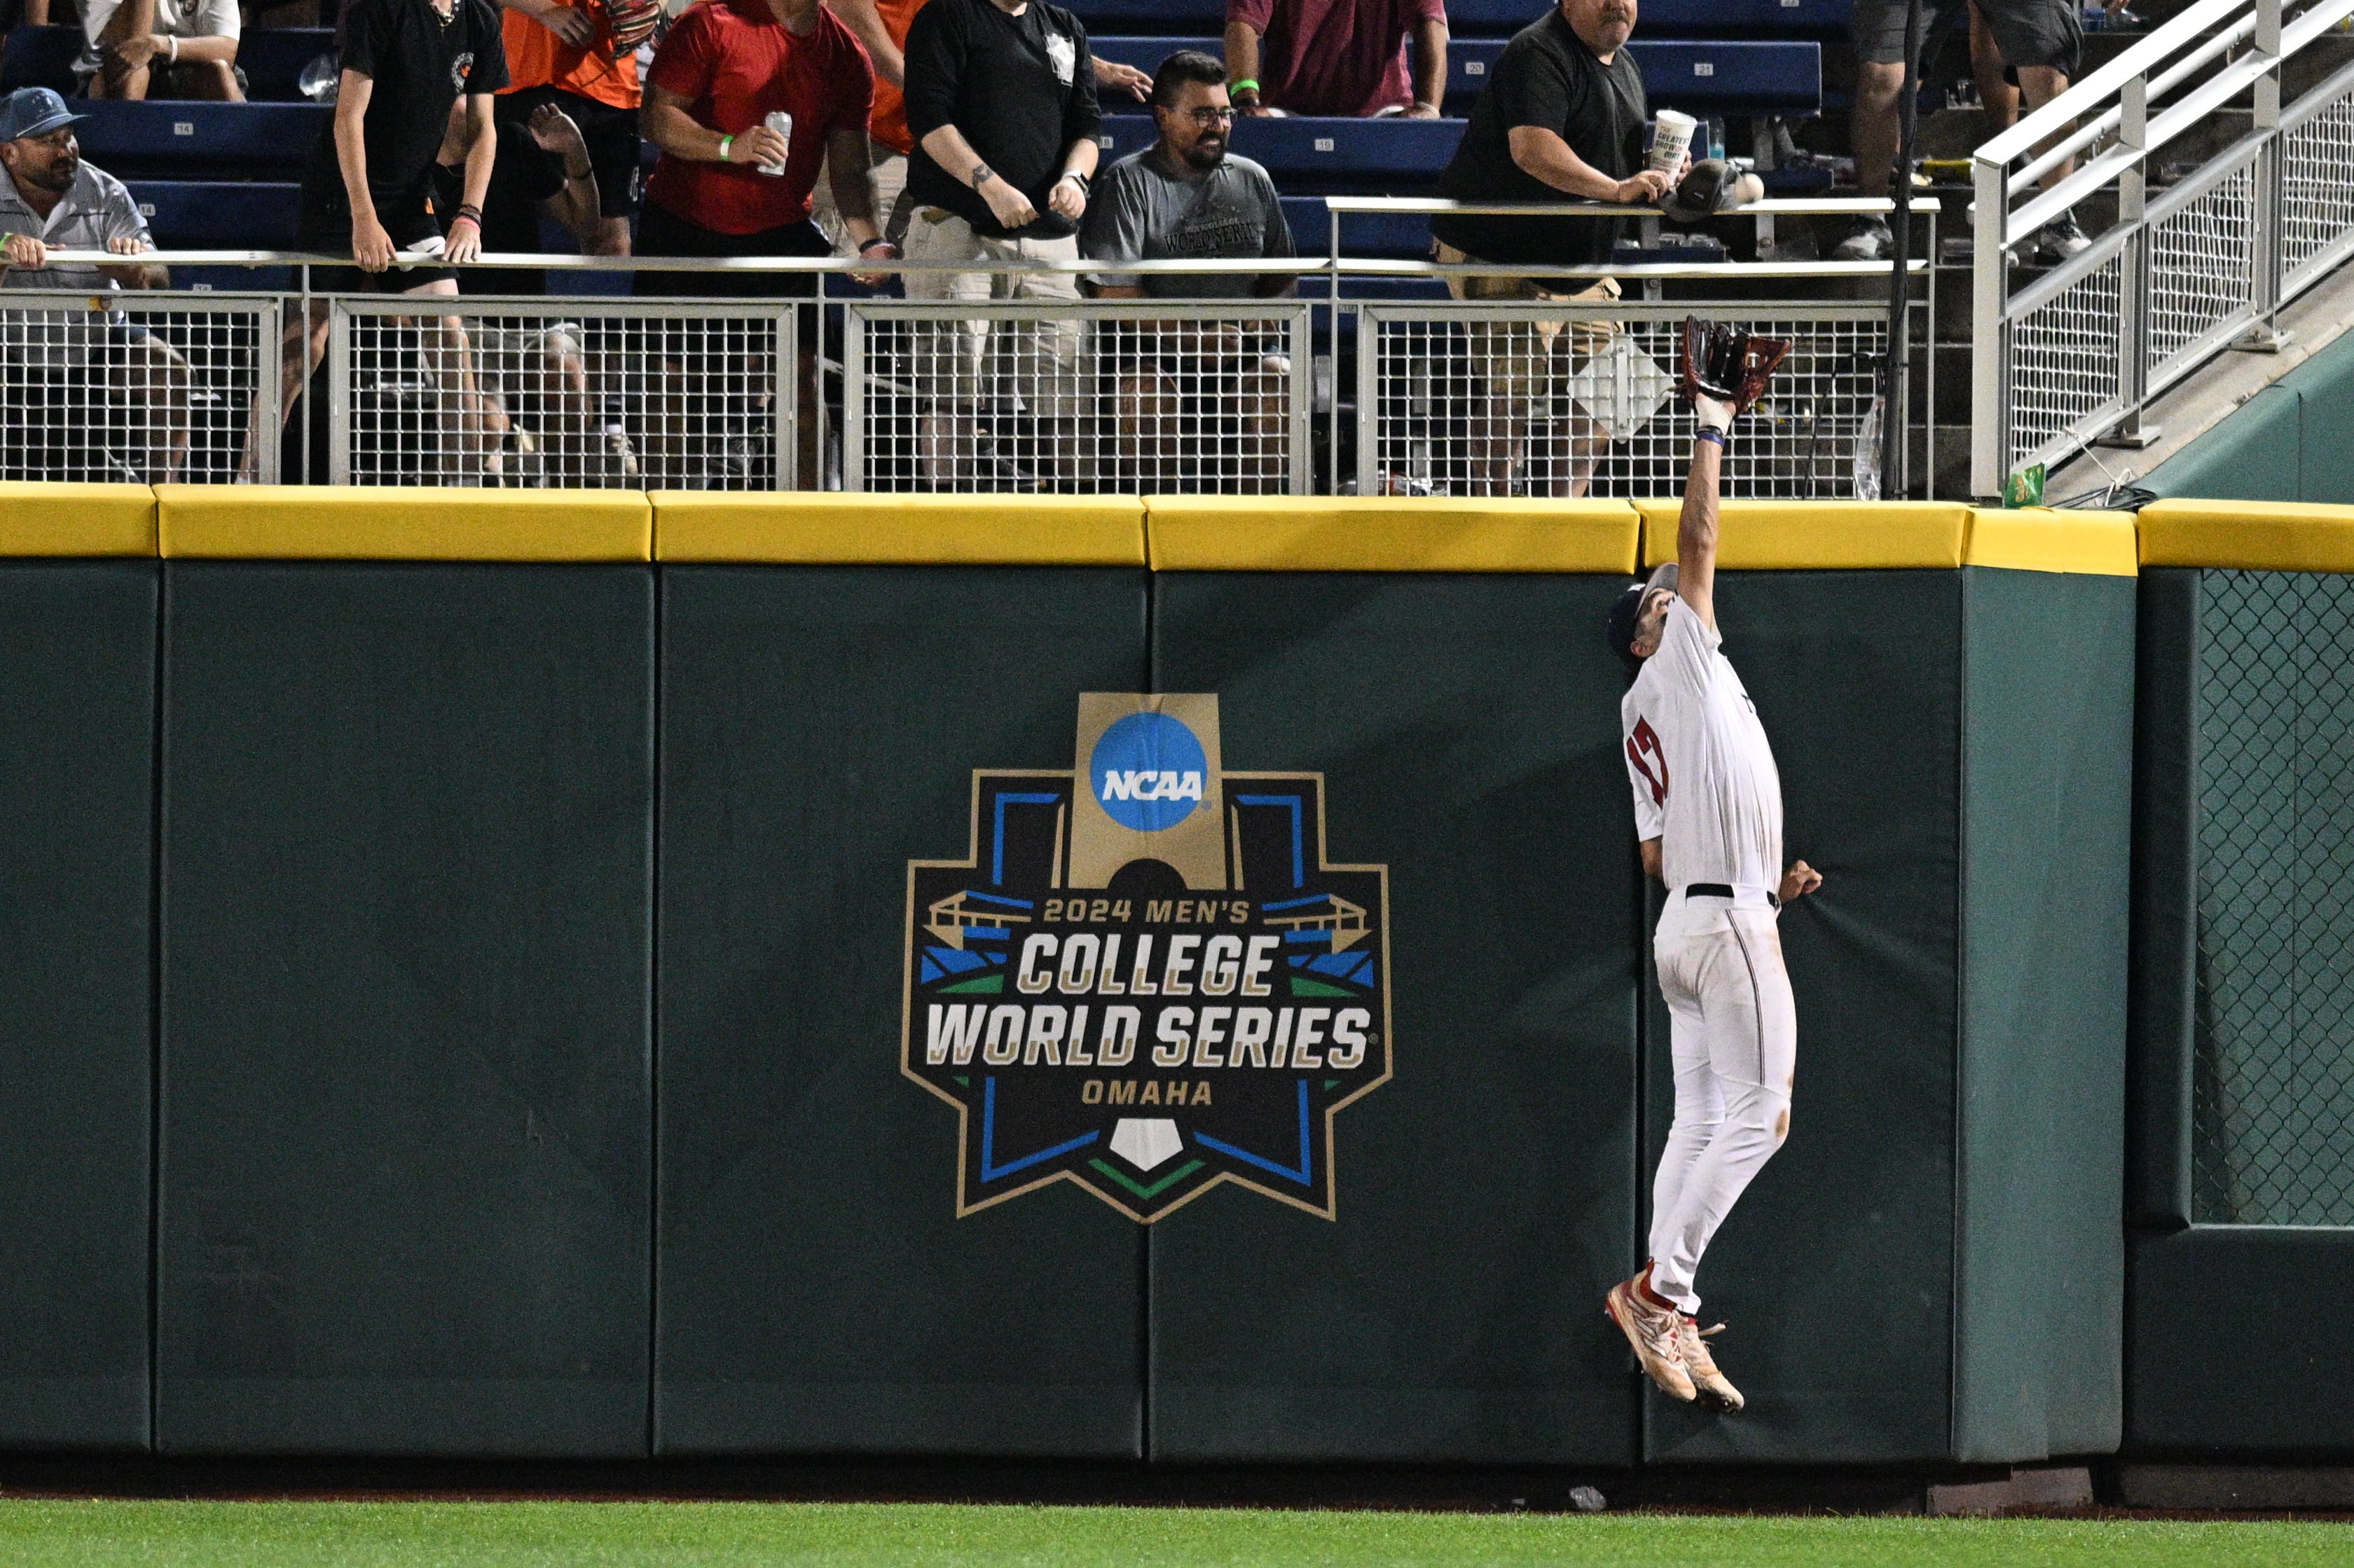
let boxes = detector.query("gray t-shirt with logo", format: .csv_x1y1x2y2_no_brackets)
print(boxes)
1082,148,1295,298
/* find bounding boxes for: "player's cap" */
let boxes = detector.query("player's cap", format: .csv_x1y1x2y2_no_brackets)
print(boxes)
1604,562,1679,668
0,88,86,144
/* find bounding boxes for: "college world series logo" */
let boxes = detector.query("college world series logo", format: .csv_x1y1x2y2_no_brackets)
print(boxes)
901,694,1391,1221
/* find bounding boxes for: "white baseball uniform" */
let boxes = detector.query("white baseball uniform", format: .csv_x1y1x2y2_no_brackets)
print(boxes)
1620,593,1796,1316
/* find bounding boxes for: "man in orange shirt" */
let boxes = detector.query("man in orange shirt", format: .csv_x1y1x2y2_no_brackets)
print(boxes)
815,0,1145,260
496,0,659,255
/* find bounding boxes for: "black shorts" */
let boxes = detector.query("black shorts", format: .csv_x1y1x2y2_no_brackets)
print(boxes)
498,85,643,219
1853,0,2081,76
633,203,828,299
296,176,457,291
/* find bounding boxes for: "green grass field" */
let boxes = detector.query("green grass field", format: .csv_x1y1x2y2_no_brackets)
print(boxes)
0,1501,2344,1568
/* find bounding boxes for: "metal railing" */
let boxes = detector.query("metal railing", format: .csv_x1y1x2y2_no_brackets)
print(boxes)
13,198,1925,496
1971,0,2354,497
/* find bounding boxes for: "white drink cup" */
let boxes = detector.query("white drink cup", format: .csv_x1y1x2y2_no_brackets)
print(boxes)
1648,109,1696,176
757,110,792,177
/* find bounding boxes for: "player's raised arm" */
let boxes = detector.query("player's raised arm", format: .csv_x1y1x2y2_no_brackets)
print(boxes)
1674,319,1791,634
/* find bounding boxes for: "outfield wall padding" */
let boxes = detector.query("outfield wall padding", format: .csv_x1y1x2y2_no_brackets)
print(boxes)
654,565,1151,1457
1146,569,1643,1466
0,563,156,1449
157,563,655,1457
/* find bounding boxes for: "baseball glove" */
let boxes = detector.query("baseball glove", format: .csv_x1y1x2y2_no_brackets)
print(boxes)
1678,317,1790,418
600,0,663,51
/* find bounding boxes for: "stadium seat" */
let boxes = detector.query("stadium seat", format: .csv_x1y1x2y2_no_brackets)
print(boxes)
1281,195,1431,259
1,24,78,92
74,99,325,177
240,27,336,101
1069,0,1225,34
1099,113,1461,191
1088,34,1220,78
1447,38,1822,114
128,179,301,248
1639,0,1854,35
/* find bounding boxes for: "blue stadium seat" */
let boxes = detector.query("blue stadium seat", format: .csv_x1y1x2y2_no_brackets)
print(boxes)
74,99,325,177
1281,195,1432,259
1089,34,1221,78
127,179,301,247
1639,0,1854,35
2,25,79,92
1447,39,1819,115
1442,0,1545,34
1069,0,1225,34
240,27,336,101
1099,113,1461,190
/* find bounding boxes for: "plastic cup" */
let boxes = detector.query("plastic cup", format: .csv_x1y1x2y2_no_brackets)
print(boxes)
1649,110,1696,175
758,110,792,177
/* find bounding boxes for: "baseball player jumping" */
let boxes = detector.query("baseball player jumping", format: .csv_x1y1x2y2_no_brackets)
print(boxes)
1602,321,1822,1412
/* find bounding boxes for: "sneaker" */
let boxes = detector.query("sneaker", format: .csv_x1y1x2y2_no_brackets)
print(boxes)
1830,216,1891,261
1604,1264,1698,1402
2032,212,2093,266
1679,1317,1744,1412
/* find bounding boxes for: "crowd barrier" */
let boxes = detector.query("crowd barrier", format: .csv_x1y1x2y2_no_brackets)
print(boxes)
0,483,2335,1466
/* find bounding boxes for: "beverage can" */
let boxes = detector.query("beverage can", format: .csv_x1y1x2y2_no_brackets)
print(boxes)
758,110,792,177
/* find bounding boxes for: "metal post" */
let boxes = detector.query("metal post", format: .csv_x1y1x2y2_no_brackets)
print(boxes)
2238,0,2290,350
1969,154,2009,499
775,308,796,490
326,298,351,485
255,294,282,486
841,303,867,493
1328,205,1342,495
2100,74,2162,447
1354,305,1379,496
1880,0,1925,494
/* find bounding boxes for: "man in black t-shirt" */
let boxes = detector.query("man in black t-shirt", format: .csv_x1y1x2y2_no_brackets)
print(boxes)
242,0,511,480
901,0,1103,487
1428,0,1673,497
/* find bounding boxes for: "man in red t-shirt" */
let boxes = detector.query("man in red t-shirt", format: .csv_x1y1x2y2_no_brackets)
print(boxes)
636,0,886,483
1225,0,1449,118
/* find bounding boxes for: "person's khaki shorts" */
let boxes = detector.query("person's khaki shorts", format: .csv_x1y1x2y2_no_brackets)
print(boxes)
1436,241,1622,403
903,208,1086,423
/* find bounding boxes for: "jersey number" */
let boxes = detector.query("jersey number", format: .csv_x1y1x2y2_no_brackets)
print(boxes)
1627,717,1669,806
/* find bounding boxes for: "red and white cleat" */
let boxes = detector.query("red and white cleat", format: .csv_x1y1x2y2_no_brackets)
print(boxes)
1604,1263,1696,1403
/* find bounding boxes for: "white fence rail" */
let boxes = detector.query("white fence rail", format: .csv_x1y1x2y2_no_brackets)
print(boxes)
1972,0,2354,495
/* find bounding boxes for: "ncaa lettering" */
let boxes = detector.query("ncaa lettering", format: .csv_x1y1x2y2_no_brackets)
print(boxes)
1100,769,1204,803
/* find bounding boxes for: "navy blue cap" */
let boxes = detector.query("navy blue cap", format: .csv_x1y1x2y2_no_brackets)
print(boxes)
0,88,88,144
1604,562,1679,669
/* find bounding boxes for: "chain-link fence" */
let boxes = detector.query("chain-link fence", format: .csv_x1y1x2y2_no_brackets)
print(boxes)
331,297,797,489
0,291,273,484
2192,569,2354,1226
843,300,1310,495
1360,302,1910,499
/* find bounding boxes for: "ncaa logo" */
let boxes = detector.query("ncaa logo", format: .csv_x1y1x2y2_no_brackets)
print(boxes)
1089,710,1206,832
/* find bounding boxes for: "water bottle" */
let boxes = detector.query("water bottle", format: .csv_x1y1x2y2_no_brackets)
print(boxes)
1706,116,1726,162
1853,395,1884,500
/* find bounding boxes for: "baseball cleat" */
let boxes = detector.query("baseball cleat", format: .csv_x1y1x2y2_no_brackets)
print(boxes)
1605,1265,1696,1402
1680,1317,1744,1412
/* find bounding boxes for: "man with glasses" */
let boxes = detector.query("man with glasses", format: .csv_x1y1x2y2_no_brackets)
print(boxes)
0,87,191,482
1082,50,1296,491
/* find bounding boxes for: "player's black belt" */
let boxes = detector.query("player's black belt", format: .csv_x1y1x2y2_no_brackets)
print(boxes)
1684,882,1780,910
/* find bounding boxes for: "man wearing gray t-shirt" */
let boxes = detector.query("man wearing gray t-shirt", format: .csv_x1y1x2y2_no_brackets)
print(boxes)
1081,50,1297,491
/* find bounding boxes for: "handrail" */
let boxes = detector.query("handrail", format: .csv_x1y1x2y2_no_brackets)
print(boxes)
1969,0,2354,498
1323,195,1899,216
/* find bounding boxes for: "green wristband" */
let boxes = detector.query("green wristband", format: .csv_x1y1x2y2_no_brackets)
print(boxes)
718,134,733,163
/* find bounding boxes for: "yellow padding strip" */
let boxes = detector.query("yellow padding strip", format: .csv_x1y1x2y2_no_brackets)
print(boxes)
1145,496,1638,573
1964,509,2139,576
655,493,1147,565
158,486,652,561
2138,499,2354,572
0,482,157,556
1638,500,1971,570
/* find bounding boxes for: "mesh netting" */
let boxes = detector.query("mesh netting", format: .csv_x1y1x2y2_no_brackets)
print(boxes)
2280,85,2354,289
2191,570,2354,1226
2147,160,2257,378
0,295,266,483
2007,252,2122,473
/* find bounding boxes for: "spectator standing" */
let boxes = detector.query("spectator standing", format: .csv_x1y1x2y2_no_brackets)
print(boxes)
816,0,1145,261
636,0,886,482
1838,0,2105,262
496,0,660,256
1225,0,1446,118
1083,50,1296,490
0,87,190,481
900,0,1103,488
243,0,509,480
434,95,603,293
1428,0,1665,496
80,0,242,100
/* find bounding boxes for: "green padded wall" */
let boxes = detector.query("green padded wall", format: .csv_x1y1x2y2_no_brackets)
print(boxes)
1641,570,1960,1464
158,564,654,1456
1952,567,2132,1462
2142,329,2354,502
1146,572,1640,1465
656,567,1149,1457
2128,570,2199,1225
0,563,155,1449
2129,1227,2354,1453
